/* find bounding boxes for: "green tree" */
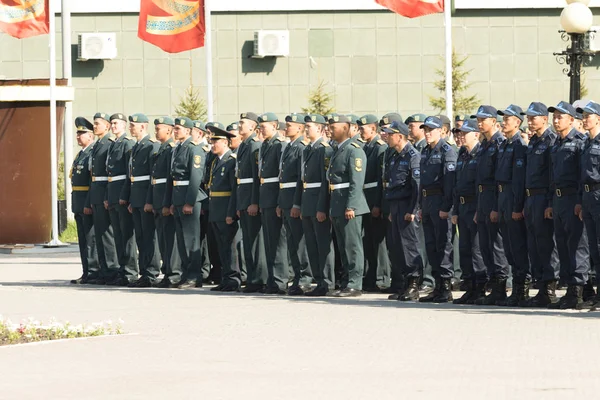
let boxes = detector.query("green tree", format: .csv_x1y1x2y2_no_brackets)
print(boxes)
174,86,208,121
429,49,480,115
302,80,335,116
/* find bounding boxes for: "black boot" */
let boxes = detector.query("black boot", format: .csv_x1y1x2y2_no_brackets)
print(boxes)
398,277,420,302
468,282,487,305
549,285,583,310
524,280,557,307
453,280,474,304
498,281,530,307
432,278,453,303
475,278,507,306
419,279,440,303
583,281,596,302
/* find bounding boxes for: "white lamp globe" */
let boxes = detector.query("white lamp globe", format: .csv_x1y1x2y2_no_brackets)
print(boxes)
560,2,593,34
566,0,591,5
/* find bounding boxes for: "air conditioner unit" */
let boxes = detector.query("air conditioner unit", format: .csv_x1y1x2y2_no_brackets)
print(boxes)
253,30,290,58
78,33,117,61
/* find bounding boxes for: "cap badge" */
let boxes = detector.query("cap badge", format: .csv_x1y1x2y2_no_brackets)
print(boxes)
133,115,138,122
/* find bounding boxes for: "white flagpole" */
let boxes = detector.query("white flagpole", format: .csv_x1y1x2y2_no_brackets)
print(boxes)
62,0,74,222
444,0,453,120
205,0,213,121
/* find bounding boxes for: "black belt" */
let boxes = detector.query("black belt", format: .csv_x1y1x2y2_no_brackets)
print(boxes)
526,188,547,197
422,187,443,197
554,187,578,197
478,184,496,193
584,183,600,192
458,195,476,204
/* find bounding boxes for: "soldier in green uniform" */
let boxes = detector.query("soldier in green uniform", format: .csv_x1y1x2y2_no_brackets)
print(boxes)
258,112,289,294
301,114,335,296
85,113,119,284
206,125,241,291
106,113,138,286
279,113,312,295
123,113,161,287
327,114,370,297
348,114,366,148
166,117,207,288
357,114,390,291
148,117,180,288
236,112,267,293
70,117,99,284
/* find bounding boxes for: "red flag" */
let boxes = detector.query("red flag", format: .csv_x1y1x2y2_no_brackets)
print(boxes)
0,0,49,39
138,0,205,53
375,0,443,18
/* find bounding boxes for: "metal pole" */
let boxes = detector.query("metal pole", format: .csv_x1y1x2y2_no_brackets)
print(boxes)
569,33,582,104
204,0,213,121
444,0,453,120
62,0,74,222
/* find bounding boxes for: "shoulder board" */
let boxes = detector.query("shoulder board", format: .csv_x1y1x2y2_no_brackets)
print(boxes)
189,141,198,146
108,137,115,142
376,139,386,146
124,136,133,141
321,142,330,147
351,142,361,148
357,138,366,143
149,138,158,143
301,139,310,145
576,132,587,140
203,145,211,152
251,137,259,142
229,153,237,158
169,142,176,148
275,136,285,142
409,148,416,156
442,143,451,152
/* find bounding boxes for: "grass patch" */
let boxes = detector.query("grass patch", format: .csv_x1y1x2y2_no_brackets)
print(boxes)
59,220,78,243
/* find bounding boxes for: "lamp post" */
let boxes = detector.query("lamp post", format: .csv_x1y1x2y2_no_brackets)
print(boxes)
553,0,594,104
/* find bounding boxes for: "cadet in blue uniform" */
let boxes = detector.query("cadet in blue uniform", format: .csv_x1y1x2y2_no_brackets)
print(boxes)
327,114,370,297
258,112,289,294
165,117,207,288
495,105,530,306
578,101,600,309
226,122,246,282
547,101,590,309
382,121,423,301
70,117,98,284
279,113,312,295
206,126,241,292
106,113,138,286
418,116,457,303
521,102,561,307
148,117,180,288
85,113,119,284
301,114,335,296
124,113,161,287
472,105,509,305
451,120,486,304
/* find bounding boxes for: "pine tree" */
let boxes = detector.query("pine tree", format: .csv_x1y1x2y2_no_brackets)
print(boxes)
429,49,480,115
174,86,208,121
302,80,335,116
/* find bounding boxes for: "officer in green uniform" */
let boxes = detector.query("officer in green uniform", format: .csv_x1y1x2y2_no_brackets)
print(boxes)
166,117,207,288
70,117,99,284
347,114,366,148
106,113,138,286
279,113,312,295
258,112,289,294
357,114,390,291
237,112,267,293
85,112,119,284
206,125,241,291
124,113,161,287
327,114,370,297
301,114,335,296
148,117,180,288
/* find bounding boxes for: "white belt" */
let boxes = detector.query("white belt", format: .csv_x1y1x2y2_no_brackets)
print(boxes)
237,178,253,184
303,182,322,189
330,183,350,190
173,180,190,186
92,176,108,182
108,175,127,182
131,175,150,183
279,182,296,189
261,177,279,184
363,182,378,189
152,178,167,185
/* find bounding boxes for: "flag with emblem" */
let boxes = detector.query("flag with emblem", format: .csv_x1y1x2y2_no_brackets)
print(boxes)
138,0,205,53
375,0,443,18
0,0,49,39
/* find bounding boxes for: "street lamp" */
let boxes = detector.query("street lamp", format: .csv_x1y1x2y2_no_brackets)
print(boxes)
554,0,594,103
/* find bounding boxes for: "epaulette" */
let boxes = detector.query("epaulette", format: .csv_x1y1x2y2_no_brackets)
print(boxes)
442,143,451,152
169,142,176,148
376,139,386,146
351,142,361,148
408,148,416,156
229,153,237,158
203,145,211,152
576,132,587,140
357,138,366,143
275,136,285,142
149,138,158,143
321,142,330,147
108,136,115,142
124,136,133,141
251,137,259,142
189,141,198,146
301,139,310,145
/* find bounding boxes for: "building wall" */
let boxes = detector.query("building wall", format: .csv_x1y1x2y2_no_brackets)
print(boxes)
1,9,600,130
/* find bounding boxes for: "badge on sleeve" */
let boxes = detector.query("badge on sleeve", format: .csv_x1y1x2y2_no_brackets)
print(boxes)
194,155,201,168
324,157,330,170
355,158,363,172
413,169,420,178
447,163,456,172
516,159,524,168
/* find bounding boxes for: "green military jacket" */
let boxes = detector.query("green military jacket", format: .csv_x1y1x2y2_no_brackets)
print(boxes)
236,133,261,211
106,134,135,205
259,133,287,209
122,135,160,208
327,139,369,218
71,143,94,214
278,136,308,210
147,138,176,211
296,137,332,217
363,135,388,209
166,137,206,207
86,134,114,207
208,150,237,222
